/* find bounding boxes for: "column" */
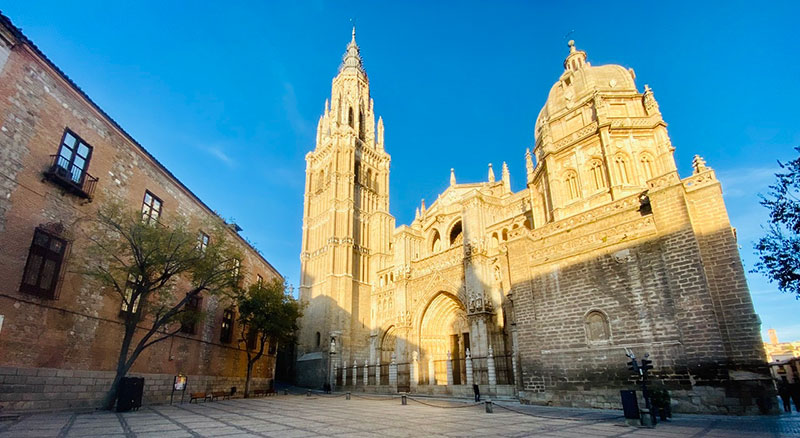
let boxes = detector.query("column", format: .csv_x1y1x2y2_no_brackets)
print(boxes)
512,347,521,388
342,360,348,386
446,351,454,387
363,361,369,385
487,345,497,394
353,361,358,386
428,357,436,386
465,348,474,387
375,358,381,386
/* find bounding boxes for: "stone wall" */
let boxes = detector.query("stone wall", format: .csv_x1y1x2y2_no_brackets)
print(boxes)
0,366,270,412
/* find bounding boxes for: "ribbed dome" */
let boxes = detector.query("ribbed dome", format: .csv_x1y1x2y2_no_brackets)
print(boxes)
536,41,637,131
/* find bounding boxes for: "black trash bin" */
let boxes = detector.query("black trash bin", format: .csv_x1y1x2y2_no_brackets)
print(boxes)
117,377,145,412
620,390,640,420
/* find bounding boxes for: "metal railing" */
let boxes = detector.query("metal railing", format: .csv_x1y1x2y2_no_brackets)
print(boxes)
44,154,98,199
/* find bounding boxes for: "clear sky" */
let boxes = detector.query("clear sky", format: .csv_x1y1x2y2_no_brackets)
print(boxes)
3,1,799,342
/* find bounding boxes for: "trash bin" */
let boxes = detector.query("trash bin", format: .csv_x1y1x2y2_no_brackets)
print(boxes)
620,390,640,420
117,377,144,412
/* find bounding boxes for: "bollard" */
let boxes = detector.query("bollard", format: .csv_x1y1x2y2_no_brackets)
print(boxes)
485,400,493,413
401,395,407,405
306,390,311,397
283,389,288,395
346,392,351,400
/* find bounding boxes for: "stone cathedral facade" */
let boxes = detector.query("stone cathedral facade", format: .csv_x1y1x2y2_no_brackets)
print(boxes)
296,32,775,414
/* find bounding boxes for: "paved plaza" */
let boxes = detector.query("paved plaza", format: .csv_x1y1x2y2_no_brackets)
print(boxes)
1,394,799,438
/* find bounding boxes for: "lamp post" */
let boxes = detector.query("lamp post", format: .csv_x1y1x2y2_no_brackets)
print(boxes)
329,338,337,392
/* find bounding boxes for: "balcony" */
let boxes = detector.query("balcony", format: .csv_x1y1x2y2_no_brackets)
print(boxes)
43,154,98,200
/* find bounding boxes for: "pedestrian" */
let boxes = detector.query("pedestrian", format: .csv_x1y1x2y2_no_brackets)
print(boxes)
472,384,480,402
790,380,800,413
778,378,791,413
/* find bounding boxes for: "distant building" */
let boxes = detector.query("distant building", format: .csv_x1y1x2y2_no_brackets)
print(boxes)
764,329,800,362
0,13,281,411
296,31,776,414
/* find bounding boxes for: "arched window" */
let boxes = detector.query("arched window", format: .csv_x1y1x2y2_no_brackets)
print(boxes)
502,229,508,241
589,160,606,191
490,233,499,248
348,107,354,128
585,311,610,343
449,221,463,246
614,155,630,185
640,154,656,180
359,110,365,140
431,230,441,253
315,332,321,347
564,171,580,200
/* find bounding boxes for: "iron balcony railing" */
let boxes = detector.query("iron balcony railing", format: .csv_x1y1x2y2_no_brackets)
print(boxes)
44,154,98,199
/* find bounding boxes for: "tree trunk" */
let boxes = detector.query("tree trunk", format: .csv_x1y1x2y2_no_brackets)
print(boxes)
244,362,254,398
102,323,136,410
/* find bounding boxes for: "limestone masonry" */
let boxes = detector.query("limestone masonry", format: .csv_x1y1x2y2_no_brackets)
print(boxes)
295,31,776,414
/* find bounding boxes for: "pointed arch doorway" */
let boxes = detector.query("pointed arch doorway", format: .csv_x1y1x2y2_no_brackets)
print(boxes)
419,292,469,386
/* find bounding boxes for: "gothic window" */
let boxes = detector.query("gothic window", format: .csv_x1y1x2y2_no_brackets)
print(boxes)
490,233,499,248
614,155,631,185
20,228,68,299
359,110,365,140
449,221,463,246
585,310,611,343
141,191,163,224
589,160,606,191
640,154,656,180
348,107,354,128
564,171,579,201
220,308,235,343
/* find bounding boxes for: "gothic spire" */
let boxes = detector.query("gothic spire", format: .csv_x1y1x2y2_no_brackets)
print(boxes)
339,26,366,76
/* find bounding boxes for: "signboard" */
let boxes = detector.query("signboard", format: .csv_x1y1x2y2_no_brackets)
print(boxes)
174,374,187,391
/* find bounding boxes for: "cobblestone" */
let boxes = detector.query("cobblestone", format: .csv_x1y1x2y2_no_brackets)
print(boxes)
0,394,798,437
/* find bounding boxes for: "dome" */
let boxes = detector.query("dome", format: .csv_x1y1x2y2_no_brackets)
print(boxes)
536,41,637,131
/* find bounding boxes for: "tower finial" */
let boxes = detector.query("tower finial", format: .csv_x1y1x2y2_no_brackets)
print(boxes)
488,163,495,183
450,168,456,186
352,25,356,42
568,39,576,53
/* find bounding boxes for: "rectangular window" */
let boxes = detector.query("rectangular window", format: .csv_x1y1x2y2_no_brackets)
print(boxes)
180,295,202,334
55,129,93,186
141,191,163,224
220,308,234,343
20,228,68,299
120,274,142,315
256,274,263,286
197,232,209,253
232,258,241,278
246,328,258,350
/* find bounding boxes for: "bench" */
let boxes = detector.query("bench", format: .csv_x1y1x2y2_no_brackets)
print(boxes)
265,388,276,396
253,389,266,397
189,392,210,403
210,391,230,401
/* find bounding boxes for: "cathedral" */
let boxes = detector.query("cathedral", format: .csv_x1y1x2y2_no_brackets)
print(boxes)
295,30,775,414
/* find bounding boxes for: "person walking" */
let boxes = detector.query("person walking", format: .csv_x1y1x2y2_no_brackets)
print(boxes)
778,378,791,413
472,384,481,402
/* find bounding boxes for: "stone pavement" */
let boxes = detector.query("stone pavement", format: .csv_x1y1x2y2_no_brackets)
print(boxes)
1,393,799,437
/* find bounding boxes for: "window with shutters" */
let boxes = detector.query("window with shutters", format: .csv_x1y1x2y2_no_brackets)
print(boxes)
20,228,68,299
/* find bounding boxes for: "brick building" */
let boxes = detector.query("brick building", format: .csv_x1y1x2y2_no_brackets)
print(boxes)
296,33,776,414
0,14,281,411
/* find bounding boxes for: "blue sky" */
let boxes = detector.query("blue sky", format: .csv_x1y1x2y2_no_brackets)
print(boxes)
4,1,799,342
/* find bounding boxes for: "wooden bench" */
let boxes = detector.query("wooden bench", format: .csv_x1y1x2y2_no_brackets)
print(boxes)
252,389,266,397
189,392,210,403
264,388,276,396
210,391,230,401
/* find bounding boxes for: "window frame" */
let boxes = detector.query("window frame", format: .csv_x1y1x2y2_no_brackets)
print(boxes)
55,129,93,187
220,308,235,344
197,231,210,253
19,228,68,299
119,274,143,316
180,294,202,335
141,190,163,225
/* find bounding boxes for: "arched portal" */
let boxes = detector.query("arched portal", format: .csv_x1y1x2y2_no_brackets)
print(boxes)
419,292,468,385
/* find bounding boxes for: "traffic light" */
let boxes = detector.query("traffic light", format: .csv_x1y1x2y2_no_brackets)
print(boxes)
640,358,653,374
627,359,639,373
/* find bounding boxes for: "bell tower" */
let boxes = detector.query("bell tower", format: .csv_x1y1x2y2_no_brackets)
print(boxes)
297,28,393,386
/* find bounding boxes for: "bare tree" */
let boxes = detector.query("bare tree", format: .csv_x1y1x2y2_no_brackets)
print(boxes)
80,201,243,410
